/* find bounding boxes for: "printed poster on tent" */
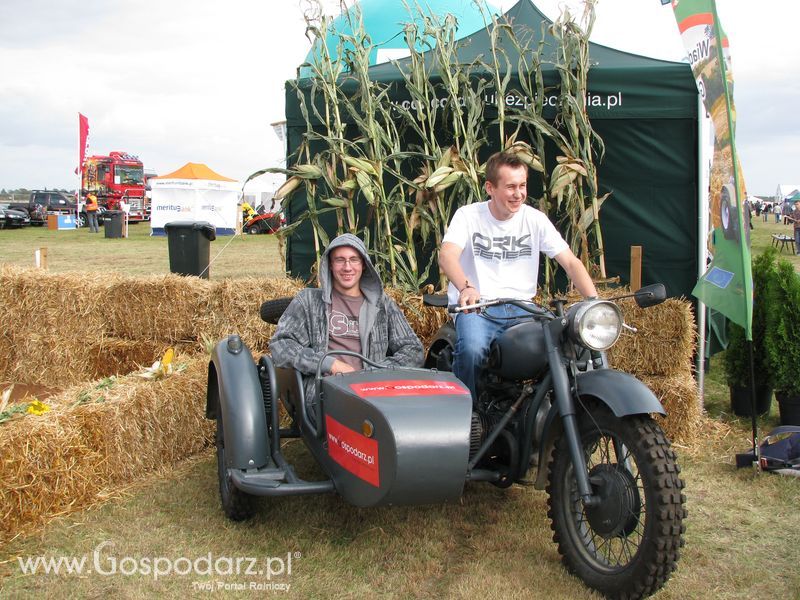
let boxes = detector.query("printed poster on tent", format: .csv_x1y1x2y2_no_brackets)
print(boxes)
672,0,753,337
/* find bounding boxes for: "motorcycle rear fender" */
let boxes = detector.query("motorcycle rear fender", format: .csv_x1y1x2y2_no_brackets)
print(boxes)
206,336,271,470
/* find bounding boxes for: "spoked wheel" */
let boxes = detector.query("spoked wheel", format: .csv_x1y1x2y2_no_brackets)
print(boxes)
547,405,686,599
216,409,256,521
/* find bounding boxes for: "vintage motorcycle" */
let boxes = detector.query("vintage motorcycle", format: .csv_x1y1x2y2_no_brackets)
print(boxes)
205,283,686,599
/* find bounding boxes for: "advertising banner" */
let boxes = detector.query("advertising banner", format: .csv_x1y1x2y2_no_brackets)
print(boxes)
77,113,89,175
150,178,240,235
672,0,752,338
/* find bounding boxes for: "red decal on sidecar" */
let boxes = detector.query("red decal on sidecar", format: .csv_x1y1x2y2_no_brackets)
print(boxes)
349,379,469,397
325,415,380,487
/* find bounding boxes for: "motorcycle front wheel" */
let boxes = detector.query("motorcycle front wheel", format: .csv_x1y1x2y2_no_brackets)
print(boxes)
547,404,686,599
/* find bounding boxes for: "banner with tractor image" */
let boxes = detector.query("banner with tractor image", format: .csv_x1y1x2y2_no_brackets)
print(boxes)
672,0,753,338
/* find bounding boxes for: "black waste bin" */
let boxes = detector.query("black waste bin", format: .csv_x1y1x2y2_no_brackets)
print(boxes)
104,210,124,238
164,221,216,279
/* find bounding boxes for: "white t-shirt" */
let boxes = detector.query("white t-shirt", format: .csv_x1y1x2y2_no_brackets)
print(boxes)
442,201,569,304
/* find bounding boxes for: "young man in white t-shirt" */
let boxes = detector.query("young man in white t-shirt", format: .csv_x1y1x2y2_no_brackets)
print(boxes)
438,151,598,402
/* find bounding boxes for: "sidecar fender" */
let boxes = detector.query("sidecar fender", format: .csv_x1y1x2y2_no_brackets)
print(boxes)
574,369,666,417
206,336,271,470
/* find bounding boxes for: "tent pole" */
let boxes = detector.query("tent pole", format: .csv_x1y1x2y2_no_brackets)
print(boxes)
696,95,710,405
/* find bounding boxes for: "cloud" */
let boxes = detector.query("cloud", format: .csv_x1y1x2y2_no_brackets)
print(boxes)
1,0,798,194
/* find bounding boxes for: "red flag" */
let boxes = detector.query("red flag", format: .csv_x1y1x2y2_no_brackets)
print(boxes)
76,113,89,175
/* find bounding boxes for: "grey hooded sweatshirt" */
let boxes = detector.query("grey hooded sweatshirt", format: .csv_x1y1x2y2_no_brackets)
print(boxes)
269,233,424,400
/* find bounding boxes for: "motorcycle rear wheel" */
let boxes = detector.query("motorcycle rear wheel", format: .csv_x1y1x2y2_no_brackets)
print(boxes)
547,405,686,599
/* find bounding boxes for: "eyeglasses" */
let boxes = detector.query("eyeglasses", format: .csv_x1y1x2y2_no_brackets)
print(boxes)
332,256,363,267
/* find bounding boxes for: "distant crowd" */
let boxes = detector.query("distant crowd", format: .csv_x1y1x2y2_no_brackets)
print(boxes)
751,199,798,224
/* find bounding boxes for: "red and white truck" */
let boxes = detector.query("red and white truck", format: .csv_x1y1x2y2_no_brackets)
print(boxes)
81,151,150,222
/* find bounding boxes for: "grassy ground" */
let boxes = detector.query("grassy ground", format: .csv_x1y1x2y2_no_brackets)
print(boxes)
0,218,798,598
0,221,286,279
747,215,800,268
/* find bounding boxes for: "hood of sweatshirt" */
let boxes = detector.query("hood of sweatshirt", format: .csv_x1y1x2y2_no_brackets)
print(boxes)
318,233,382,305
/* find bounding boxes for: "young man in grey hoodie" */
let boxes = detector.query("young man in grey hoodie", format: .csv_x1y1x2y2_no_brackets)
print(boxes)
270,233,424,402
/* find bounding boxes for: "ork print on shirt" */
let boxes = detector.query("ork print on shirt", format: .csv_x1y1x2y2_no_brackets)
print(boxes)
472,233,533,261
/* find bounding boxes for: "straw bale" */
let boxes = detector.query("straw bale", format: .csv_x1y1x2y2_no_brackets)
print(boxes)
609,297,696,379
99,275,211,342
0,267,304,384
384,288,449,349
198,277,303,355
0,266,108,385
85,338,194,381
0,355,211,544
641,373,703,445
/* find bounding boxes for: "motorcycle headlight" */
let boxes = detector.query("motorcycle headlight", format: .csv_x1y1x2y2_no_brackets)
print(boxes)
567,300,622,351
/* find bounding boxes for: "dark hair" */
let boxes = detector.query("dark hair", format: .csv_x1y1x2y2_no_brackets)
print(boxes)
485,151,526,185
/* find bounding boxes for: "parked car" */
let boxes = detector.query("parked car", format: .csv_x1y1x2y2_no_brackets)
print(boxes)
8,190,103,227
0,203,31,228
9,190,77,226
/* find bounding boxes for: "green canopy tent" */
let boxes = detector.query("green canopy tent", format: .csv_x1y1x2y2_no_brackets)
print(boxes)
283,0,701,298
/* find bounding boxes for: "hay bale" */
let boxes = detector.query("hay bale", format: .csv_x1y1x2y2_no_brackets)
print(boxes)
0,266,305,385
0,267,210,385
0,355,212,544
100,275,211,343
642,373,703,445
198,277,303,355
0,266,108,385
609,297,696,379
385,288,448,349
85,338,195,382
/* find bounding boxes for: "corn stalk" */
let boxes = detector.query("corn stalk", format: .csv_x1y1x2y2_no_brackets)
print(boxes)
277,0,606,294
548,2,607,280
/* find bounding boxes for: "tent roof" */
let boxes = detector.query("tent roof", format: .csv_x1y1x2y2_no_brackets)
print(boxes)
155,162,236,182
302,0,501,76
351,0,686,79
289,0,696,122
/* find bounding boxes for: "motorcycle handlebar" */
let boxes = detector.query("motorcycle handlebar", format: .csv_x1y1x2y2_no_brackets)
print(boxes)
449,298,551,316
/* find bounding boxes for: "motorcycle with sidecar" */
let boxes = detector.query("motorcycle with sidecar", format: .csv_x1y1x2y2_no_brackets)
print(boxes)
205,284,686,599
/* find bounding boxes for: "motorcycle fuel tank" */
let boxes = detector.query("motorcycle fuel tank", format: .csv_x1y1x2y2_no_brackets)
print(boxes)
489,321,548,381
316,368,472,507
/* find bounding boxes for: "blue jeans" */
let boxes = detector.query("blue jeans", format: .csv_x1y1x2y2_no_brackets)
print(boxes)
87,211,99,233
452,303,532,403
795,228,800,254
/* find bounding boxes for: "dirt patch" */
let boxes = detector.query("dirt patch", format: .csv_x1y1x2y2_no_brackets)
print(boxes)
1,382,62,404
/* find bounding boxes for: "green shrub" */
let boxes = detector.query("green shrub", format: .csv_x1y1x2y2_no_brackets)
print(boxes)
765,255,800,396
723,248,777,389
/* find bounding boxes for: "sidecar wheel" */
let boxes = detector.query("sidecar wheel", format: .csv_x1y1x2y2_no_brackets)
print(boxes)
546,405,686,598
216,410,256,521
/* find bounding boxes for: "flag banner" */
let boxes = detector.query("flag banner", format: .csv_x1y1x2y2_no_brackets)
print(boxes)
671,0,753,339
78,113,90,176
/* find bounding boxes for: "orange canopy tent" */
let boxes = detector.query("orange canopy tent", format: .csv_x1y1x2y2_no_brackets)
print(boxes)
150,163,241,235
154,162,237,182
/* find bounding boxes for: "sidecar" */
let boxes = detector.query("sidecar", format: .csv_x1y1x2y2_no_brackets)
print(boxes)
205,329,473,520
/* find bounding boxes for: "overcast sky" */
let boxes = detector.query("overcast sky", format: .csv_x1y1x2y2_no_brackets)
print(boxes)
0,0,797,196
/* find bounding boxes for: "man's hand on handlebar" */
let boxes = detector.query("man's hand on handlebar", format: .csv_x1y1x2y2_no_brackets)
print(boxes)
458,285,481,312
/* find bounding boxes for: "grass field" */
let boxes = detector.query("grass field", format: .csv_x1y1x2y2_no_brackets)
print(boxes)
0,217,798,598
0,220,287,279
